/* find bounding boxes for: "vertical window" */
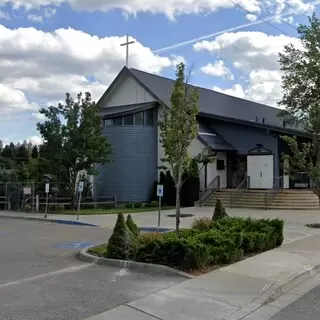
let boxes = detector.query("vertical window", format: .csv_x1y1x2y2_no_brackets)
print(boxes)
145,109,154,126
113,117,122,125
104,119,113,126
123,114,133,125
134,112,144,125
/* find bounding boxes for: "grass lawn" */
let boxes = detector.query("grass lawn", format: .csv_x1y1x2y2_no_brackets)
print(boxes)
52,206,176,215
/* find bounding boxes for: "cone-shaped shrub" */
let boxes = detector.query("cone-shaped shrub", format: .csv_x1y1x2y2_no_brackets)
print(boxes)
212,199,228,221
126,214,140,238
106,213,135,260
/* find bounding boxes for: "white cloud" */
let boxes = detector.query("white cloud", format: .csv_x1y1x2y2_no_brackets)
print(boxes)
0,0,261,19
213,84,246,99
0,25,173,118
0,9,9,19
194,31,303,106
171,55,186,67
27,7,56,22
0,83,37,117
200,60,234,80
26,135,43,145
246,14,257,21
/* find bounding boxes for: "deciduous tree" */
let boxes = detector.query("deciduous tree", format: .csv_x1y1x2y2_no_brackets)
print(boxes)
37,92,112,208
279,14,320,203
158,63,200,233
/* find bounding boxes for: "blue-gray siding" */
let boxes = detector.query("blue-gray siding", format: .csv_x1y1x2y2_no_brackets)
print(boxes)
94,125,157,203
209,120,280,179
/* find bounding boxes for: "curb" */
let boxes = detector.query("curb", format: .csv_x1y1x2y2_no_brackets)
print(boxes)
78,244,195,279
224,262,320,320
0,214,99,228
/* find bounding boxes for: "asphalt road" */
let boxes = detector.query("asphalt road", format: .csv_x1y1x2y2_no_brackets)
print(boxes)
0,219,185,320
271,284,320,320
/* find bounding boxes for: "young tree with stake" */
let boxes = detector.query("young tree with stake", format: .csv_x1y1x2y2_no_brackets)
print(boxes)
158,63,200,233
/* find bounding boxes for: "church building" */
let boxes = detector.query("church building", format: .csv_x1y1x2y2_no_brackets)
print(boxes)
93,66,307,203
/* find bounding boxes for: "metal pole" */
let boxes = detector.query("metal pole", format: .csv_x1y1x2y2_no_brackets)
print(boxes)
158,196,161,228
32,182,35,212
44,192,48,218
5,182,8,211
77,191,82,220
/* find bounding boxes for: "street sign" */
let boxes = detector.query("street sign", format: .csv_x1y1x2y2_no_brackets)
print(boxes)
44,183,49,218
156,185,164,228
23,187,31,195
78,181,84,193
157,184,164,197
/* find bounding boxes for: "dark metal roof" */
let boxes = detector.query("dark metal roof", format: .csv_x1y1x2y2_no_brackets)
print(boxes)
128,67,303,133
198,123,236,151
99,102,156,118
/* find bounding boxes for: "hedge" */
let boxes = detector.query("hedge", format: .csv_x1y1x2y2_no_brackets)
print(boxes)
104,216,284,271
136,217,284,270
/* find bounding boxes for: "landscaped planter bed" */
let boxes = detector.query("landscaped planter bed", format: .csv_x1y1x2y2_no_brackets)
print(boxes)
87,211,284,274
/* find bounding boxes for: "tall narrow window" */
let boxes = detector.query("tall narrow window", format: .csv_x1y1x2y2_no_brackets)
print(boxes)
134,112,144,125
123,114,134,125
113,117,122,125
145,109,154,126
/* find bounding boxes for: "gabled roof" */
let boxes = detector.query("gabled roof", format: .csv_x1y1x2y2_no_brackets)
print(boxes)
99,66,305,135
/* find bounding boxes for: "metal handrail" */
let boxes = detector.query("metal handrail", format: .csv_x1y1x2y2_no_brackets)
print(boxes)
230,176,250,208
198,175,221,206
265,176,283,210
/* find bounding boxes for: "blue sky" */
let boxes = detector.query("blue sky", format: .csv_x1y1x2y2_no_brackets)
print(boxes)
0,0,318,145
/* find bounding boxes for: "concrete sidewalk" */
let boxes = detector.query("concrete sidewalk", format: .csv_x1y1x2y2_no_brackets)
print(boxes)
85,233,320,320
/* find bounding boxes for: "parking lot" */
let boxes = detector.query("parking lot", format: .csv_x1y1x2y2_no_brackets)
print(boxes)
0,219,185,320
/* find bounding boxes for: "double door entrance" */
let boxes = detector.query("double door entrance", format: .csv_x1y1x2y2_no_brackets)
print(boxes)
247,154,274,189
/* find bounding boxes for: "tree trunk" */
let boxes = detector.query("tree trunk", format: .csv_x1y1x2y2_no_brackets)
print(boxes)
175,183,181,234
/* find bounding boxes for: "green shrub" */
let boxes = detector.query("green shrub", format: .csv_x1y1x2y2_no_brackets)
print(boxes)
138,232,164,246
143,203,151,208
97,203,115,209
212,199,228,221
24,204,32,212
55,204,65,211
88,244,107,257
106,213,136,260
191,217,212,231
81,203,95,210
136,233,210,270
150,200,159,207
125,203,133,208
134,202,143,208
126,214,140,238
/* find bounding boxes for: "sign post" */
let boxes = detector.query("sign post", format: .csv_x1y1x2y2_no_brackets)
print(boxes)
44,183,49,218
77,181,84,221
156,184,164,228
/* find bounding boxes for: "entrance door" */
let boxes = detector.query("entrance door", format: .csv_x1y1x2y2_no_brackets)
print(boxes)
247,155,274,189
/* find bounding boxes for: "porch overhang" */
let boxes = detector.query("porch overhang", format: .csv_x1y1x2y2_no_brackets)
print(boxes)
198,123,236,152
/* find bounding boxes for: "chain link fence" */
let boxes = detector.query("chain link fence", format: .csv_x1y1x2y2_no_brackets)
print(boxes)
0,181,117,213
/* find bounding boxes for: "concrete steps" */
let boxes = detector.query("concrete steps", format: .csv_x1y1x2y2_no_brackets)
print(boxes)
204,189,320,210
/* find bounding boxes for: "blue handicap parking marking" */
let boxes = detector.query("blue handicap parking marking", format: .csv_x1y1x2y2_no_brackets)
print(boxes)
0,232,6,236
54,241,93,249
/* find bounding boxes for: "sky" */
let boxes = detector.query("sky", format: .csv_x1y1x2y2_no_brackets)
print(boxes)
0,0,318,146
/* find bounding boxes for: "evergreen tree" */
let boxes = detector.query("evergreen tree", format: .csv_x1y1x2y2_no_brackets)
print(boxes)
107,213,135,260
31,146,39,159
212,199,228,221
